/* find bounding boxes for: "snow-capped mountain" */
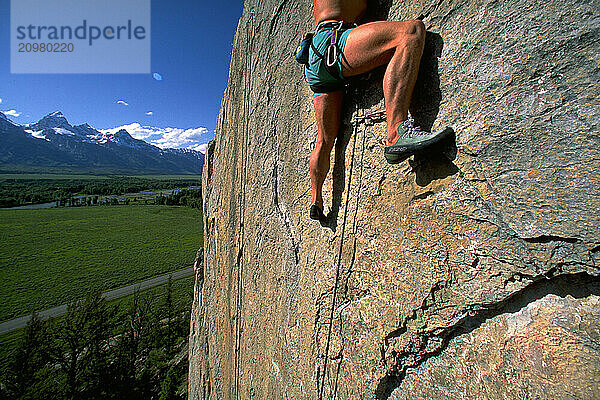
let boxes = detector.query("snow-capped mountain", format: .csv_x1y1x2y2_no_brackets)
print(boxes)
30,111,72,131
0,111,204,174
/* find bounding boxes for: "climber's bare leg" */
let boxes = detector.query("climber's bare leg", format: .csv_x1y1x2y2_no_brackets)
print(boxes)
310,91,343,210
342,20,425,145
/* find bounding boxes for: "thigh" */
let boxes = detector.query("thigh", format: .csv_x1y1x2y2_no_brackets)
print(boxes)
341,20,417,77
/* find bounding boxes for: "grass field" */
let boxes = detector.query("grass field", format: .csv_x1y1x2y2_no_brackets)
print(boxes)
0,330,21,367
0,205,203,322
0,275,196,366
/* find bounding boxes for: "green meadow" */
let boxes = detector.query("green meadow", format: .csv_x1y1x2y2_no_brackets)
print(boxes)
0,205,203,322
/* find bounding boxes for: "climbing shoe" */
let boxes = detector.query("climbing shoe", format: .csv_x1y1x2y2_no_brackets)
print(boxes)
384,119,451,164
310,203,326,222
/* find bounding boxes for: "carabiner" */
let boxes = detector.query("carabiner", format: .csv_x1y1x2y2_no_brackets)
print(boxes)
326,44,338,67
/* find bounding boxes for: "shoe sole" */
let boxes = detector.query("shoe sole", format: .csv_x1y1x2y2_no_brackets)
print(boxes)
384,153,409,164
384,129,452,164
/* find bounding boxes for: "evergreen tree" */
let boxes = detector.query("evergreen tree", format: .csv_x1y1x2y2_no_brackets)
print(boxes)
164,275,174,355
1,313,54,399
113,290,154,399
158,367,179,400
51,292,116,400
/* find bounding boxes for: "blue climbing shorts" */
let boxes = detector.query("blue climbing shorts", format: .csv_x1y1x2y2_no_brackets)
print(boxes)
304,23,355,98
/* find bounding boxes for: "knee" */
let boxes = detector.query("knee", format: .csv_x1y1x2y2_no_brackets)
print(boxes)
403,20,425,46
408,19,425,37
315,134,336,153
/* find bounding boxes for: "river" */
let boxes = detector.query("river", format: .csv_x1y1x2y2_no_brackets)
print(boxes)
5,186,201,210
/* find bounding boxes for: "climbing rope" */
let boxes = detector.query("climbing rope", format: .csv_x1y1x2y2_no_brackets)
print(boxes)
318,106,386,399
318,114,358,400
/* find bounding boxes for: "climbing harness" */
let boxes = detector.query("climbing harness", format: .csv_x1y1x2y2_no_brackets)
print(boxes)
295,21,348,66
312,20,353,77
325,21,344,72
296,20,356,95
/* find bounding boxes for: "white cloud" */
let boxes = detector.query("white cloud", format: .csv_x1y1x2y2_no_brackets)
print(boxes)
146,111,153,116
189,143,208,153
0,98,2,104
3,109,21,117
102,123,214,153
116,100,129,106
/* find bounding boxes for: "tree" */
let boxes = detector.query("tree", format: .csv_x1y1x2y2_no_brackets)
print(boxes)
112,290,154,399
51,292,117,400
1,313,54,399
158,367,179,400
163,276,175,355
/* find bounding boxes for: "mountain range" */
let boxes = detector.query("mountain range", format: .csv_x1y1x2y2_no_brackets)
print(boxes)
0,111,205,174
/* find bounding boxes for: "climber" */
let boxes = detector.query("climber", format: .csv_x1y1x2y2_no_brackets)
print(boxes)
304,0,451,221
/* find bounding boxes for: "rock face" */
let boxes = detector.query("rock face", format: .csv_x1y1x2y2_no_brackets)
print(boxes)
189,0,600,398
391,290,600,399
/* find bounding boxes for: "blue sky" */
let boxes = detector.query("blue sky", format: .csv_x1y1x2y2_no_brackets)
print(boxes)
0,0,244,151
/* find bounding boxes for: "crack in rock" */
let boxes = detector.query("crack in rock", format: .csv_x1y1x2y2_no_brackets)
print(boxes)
376,272,600,399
